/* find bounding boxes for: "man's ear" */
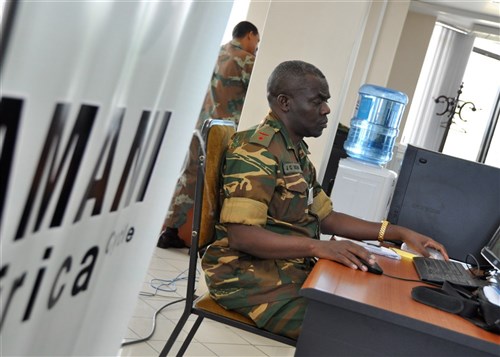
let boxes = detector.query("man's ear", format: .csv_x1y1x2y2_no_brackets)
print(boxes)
276,94,290,112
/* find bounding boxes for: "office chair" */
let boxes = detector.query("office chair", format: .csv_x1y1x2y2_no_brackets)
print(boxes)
159,119,297,356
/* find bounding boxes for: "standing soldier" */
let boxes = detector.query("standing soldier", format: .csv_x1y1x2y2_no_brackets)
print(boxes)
158,21,260,248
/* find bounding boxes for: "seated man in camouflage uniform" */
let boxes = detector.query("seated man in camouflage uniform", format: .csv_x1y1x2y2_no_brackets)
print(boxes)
202,60,449,339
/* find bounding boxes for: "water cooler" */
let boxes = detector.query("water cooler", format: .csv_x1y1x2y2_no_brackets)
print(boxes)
330,84,408,222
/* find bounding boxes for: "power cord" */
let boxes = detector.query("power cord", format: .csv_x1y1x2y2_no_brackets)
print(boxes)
120,298,185,347
121,268,200,347
140,268,199,296
464,253,491,279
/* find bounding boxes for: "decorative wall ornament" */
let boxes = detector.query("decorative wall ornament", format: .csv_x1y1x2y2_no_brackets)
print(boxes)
435,82,477,151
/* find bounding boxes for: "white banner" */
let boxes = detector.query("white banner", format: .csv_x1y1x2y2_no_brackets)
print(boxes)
0,1,233,355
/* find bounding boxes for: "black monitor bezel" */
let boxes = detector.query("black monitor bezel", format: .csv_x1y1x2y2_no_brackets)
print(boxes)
481,225,500,272
388,145,500,264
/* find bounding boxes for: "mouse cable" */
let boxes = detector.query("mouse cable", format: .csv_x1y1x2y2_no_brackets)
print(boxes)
120,297,186,347
381,272,441,287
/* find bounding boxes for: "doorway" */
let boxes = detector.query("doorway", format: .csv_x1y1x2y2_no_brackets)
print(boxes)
441,37,500,168
401,23,500,169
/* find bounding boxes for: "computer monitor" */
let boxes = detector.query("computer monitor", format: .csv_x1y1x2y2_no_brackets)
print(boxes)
388,145,500,265
482,225,500,272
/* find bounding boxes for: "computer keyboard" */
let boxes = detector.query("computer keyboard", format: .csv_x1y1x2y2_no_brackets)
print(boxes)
413,257,486,287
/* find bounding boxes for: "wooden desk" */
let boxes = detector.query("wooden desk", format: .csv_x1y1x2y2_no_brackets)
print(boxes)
296,257,499,356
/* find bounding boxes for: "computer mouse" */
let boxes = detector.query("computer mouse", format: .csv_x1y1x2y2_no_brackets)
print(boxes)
358,257,383,275
426,247,444,260
401,243,444,260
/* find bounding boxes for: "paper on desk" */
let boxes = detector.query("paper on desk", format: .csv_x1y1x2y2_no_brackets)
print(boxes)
334,237,401,260
391,247,418,261
362,243,401,260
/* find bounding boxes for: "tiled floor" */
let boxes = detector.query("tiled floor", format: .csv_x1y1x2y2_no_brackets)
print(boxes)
118,247,296,356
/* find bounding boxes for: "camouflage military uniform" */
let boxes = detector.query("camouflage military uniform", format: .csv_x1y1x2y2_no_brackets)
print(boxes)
164,39,255,230
202,112,333,339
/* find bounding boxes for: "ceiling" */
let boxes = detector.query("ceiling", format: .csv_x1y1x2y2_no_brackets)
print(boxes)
410,0,500,39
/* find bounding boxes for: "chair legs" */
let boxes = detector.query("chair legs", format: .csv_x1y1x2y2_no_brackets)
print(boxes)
176,315,204,356
159,312,191,356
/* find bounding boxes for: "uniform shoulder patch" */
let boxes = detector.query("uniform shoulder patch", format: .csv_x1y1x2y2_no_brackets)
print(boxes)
249,126,276,147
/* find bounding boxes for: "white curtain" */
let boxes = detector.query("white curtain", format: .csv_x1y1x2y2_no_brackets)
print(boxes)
402,25,476,151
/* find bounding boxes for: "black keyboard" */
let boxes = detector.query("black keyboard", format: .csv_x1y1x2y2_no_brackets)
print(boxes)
413,257,486,287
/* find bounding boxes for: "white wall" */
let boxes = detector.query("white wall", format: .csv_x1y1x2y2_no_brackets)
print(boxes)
388,11,437,144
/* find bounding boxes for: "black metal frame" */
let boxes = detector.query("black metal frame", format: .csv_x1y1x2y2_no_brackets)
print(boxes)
159,119,296,356
435,82,477,152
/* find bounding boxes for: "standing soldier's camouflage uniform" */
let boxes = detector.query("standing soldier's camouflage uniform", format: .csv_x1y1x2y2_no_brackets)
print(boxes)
159,22,258,248
202,112,333,339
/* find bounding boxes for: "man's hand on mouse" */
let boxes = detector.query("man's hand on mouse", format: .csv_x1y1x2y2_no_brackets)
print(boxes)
389,225,449,260
317,239,376,271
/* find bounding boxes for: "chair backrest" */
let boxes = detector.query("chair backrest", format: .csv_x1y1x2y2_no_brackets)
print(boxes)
195,119,236,250
184,119,235,307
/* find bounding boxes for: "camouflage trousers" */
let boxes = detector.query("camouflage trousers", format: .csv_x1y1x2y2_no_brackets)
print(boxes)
163,133,200,229
234,296,308,340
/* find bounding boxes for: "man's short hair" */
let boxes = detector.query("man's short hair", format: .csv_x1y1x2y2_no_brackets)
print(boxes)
232,21,259,38
267,60,326,102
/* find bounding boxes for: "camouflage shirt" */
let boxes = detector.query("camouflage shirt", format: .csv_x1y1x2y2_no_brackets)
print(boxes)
202,112,332,327
198,39,255,127
164,40,254,229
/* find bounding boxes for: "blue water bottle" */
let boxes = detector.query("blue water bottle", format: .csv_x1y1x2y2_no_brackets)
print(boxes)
344,84,408,166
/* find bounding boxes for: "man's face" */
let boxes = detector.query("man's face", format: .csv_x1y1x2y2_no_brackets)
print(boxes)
247,32,260,55
286,74,331,139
